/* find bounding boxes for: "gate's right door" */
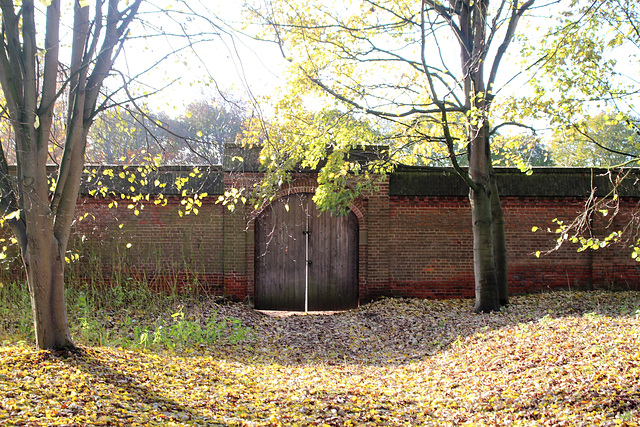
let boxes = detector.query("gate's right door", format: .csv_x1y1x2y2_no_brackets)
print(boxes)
307,202,359,311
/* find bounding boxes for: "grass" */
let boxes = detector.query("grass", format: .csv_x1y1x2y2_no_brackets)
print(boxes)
0,284,639,426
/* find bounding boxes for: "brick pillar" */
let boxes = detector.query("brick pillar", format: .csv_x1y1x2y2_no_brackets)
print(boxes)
365,180,390,300
222,205,249,301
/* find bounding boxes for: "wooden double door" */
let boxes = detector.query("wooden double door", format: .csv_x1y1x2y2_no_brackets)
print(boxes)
255,193,359,311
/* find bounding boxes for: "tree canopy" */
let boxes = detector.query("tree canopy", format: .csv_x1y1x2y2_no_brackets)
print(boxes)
514,0,639,133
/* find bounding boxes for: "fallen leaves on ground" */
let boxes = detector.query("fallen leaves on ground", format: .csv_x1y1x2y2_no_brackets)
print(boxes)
1,290,639,426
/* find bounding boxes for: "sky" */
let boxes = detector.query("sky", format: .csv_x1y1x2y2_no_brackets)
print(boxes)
115,0,566,123
115,0,288,117
88,0,637,131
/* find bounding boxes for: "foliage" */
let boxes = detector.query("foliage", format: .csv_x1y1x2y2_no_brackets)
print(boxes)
86,108,162,165
514,0,639,127
491,133,554,169
244,0,536,201
550,112,640,167
0,279,251,350
242,107,386,214
1,291,639,425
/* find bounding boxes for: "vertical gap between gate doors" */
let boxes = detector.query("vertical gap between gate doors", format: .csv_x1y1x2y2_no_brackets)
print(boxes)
304,203,310,313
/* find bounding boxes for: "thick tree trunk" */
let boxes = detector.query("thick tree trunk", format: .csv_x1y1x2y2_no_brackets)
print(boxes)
470,185,500,313
468,110,501,313
23,227,74,350
490,173,508,306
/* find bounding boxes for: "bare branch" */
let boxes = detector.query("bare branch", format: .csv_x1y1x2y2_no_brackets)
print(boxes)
307,73,463,118
490,120,537,136
572,123,639,160
487,0,535,97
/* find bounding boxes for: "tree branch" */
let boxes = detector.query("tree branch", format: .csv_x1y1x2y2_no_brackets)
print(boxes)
489,120,537,136
487,0,535,97
572,123,639,160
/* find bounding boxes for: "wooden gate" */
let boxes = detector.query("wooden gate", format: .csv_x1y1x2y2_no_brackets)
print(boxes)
255,193,359,311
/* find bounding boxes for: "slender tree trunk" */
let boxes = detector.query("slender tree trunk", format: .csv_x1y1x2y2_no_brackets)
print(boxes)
18,130,76,350
490,172,508,306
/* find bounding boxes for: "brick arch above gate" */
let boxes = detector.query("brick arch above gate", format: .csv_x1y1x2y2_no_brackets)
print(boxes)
249,179,367,234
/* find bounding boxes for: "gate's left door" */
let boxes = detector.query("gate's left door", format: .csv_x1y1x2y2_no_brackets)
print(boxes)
254,194,309,310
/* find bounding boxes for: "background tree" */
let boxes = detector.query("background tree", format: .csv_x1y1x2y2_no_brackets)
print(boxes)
86,107,162,164
87,95,250,165
158,97,248,164
550,112,639,167
246,0,535,312
0,0,143,350
491,133,554,168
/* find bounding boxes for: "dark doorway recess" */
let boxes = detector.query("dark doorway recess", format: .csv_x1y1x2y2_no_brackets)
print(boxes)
255,193,359,311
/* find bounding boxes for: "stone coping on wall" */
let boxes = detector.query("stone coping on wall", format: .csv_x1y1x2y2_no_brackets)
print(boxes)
12,164,640,198
390,166,640,198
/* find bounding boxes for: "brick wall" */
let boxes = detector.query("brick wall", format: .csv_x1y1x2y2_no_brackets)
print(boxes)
72,196,225,293
60,166,640,305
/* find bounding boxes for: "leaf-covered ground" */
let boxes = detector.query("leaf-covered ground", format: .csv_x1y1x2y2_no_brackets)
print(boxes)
1,291,639,426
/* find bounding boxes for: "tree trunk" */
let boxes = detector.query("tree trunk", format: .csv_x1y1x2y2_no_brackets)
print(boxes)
468,115,500,313
470,185,500,313
23,226,74,350
490,172,508,306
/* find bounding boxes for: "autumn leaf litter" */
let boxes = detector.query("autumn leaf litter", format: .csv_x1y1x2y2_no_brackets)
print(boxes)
1,290,639,426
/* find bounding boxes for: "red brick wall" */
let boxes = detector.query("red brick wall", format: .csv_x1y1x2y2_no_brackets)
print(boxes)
64,171,640,304
374,195,640,301
72,196,225,293
386,196,475,300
